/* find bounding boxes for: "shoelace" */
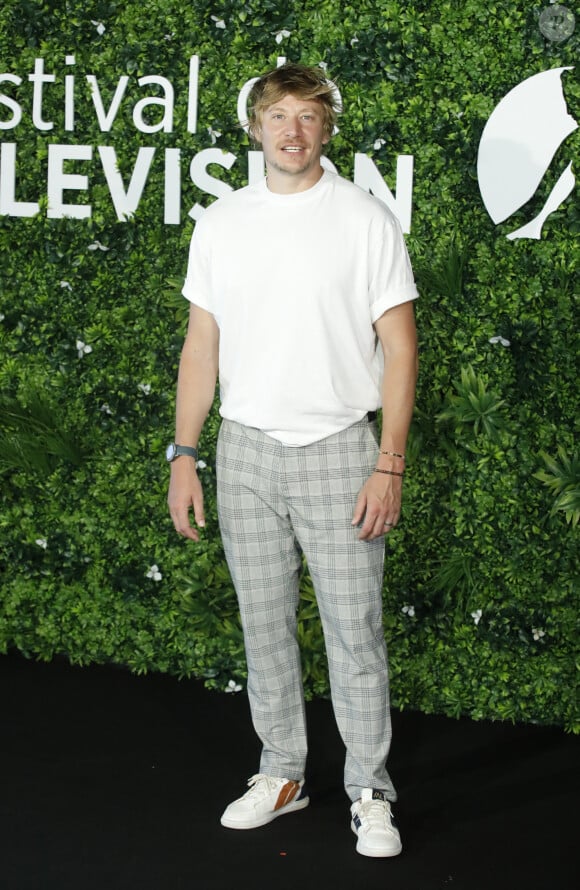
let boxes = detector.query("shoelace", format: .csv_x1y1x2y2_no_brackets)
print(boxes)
241,774,281,800
357,799,391,831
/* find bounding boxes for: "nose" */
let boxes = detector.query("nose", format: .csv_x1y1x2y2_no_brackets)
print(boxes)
285,115,302,137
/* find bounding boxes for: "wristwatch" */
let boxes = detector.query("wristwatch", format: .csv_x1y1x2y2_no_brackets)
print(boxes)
166,443,198,462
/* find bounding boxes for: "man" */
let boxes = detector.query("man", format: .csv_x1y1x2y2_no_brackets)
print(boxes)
168,63,418,858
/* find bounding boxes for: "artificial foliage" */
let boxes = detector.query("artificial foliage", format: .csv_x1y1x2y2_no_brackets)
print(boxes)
0,0,578,731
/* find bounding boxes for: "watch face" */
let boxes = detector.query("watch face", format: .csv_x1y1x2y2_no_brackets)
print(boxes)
166,443,176,461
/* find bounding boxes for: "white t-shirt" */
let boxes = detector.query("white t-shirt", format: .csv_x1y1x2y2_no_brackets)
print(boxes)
182,170,418,446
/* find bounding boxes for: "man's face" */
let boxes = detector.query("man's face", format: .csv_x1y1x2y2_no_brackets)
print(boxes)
255,94,330,190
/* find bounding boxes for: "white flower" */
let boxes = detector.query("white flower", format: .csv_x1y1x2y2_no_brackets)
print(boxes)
88,240,109,252
373,138,386,150
318,61,328,71
402,604,415,617
532,628,545,641
35,538,48,549
196,460,207,470
137,383,151,395
211,15,226,28
100,403,113,415
471,609,483,625
146,564,162,581
0,313,5,322
275,29,291,44
225,680,242,693
489,335,511,347
350,36,359,46
60,281,73,291
207,126,222,144
91,20,106,36
76,340,92,358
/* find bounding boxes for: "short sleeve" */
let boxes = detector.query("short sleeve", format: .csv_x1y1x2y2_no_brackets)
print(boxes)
181,217,214,313
368,210,418,323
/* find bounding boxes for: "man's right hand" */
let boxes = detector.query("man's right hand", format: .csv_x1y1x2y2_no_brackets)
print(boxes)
168,457,205,541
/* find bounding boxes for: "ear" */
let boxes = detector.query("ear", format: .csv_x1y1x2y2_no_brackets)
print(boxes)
249,123,262,145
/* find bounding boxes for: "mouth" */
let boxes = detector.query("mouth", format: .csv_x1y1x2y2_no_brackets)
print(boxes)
281,145,305,153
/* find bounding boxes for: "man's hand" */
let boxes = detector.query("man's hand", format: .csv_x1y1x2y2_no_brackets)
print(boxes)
168,457,206,541
351,471,402,540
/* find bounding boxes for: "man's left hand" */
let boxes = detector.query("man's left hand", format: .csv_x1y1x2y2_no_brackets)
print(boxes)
351,472,402,540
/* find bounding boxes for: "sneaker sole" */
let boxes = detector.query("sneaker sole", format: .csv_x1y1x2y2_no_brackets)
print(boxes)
351,821,403,858
221,795,310,830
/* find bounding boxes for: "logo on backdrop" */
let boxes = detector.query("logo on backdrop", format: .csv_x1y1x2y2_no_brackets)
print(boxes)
477,67,578,241
0,55,414,232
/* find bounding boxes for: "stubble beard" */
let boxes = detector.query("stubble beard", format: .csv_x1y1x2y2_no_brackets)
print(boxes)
268,148,320,179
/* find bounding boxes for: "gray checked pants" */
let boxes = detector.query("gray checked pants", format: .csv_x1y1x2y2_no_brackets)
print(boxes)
216,416,396,803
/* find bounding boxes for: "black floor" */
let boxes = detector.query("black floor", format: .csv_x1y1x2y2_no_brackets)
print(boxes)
1,653,577,890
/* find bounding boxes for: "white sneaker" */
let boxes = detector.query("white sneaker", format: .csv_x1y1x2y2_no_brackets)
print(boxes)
220,774,309,829
350,788,403,858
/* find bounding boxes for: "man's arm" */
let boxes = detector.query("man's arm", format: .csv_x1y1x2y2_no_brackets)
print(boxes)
168,303,219,541
352,300,418,541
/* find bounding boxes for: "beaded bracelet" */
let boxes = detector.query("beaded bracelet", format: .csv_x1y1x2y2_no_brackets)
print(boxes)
380,450,405,460
374,468,405,478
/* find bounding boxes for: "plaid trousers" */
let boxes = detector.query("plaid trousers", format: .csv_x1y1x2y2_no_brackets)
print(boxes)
216,417,396,803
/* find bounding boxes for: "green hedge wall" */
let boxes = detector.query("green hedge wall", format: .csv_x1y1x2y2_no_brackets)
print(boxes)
0,0,578,731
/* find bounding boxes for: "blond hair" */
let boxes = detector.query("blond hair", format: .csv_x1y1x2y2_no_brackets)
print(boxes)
248,63,339,141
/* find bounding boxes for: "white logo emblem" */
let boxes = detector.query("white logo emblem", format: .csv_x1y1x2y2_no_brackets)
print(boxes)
477,67,578,240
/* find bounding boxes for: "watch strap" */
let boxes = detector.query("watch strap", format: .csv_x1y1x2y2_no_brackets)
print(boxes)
168,443,198,461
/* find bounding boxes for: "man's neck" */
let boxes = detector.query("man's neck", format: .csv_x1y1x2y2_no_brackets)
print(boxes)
265,164,325,195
